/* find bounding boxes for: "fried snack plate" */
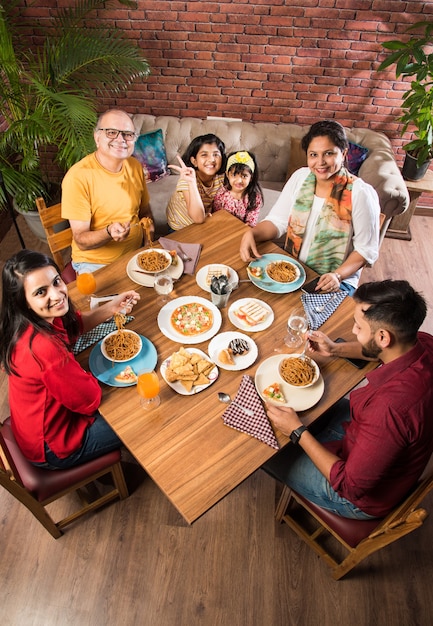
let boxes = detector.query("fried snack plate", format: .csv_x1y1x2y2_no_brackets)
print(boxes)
255,354,324,411
160,347,219,395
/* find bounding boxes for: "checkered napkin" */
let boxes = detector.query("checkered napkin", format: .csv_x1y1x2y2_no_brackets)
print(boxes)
158,237,202,275
221,375,280,450
72,316,134,354
301,291,347,331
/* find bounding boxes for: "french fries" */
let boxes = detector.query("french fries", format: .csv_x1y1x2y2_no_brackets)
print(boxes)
164,347,215,392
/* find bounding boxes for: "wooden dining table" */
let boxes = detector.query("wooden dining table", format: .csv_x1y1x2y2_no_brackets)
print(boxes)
70,211,376,524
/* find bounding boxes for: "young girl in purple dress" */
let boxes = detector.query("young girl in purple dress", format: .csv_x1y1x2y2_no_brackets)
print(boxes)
213,151,263,227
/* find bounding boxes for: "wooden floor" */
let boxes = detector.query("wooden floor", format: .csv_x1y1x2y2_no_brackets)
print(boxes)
1,215,433,626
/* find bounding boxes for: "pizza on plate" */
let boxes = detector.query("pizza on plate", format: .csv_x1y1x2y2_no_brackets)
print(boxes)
170,302,214,336
114,365,138,384
262,382,286,404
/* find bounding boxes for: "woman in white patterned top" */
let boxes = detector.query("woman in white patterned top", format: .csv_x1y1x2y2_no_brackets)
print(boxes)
166,134,226,230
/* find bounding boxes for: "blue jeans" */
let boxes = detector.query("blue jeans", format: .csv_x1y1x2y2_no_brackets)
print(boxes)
340,281,356,296
33,413,122,470
72,261,106,274
263,399,377,520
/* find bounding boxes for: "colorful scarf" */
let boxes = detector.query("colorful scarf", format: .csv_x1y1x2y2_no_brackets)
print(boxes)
285,168,354,275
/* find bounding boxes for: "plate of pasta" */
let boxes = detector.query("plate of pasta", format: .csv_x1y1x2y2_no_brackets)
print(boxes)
89,334,158,387
255,354,324,411
247,254,306,294
126,248,184,287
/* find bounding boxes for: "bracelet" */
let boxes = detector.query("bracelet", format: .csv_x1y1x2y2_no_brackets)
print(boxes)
334,272,342,283
106,224,112,238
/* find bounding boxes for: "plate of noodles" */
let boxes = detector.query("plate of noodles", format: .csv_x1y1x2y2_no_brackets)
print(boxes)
255,354,324,411
247,254,306,294
101,329,142,363
89,334,158,387
126,248,184,287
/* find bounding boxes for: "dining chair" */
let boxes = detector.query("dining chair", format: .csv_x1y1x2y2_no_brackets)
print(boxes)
275,462,433,580
0,417,129,539
36,196,76,283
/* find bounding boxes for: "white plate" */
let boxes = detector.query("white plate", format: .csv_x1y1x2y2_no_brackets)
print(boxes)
157,295,222,344
160,347,219,395
196,264,239,293
126,249,184,287
228,297,274,332
207,331,258,371
255,354,324,411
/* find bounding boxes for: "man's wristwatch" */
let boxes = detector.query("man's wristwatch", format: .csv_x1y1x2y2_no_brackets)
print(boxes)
289,425,308,445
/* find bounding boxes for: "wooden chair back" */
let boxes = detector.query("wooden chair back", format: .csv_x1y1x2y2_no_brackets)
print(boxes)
36,197,74,274
0,418,128,538
275,468,433,580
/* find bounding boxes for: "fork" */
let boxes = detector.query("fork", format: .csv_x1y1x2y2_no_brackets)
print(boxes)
177,244,192,262
315,292,338,313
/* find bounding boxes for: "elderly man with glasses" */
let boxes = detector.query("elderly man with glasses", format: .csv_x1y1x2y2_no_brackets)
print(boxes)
62,109,155,274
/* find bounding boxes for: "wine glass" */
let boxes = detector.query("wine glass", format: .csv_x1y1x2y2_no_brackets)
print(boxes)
137,370,161,409
284,306,309,351
154,273,173,306
76,272,96,297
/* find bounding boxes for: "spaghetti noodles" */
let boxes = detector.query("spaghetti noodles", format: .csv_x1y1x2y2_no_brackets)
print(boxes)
137,250,171,273
280,356,317,386
103,330,141,361
140,217,154,247
267,261,298,283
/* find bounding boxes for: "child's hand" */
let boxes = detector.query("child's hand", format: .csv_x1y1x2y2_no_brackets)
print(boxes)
168,155,197,183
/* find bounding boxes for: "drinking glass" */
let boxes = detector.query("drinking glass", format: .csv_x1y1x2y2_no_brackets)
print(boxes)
76,272,96,297
137,370,160,409
284,306,309,350
154,273,173,305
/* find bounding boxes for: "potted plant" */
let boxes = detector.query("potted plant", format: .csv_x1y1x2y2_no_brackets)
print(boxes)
0,0,150,237
378,20,433,180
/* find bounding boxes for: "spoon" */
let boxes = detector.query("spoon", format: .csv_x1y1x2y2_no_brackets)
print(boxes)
315,292,338,313
218,392,254,417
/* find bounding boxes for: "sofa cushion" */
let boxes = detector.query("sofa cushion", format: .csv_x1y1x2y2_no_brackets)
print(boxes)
133,129,170,182
347,142,369,176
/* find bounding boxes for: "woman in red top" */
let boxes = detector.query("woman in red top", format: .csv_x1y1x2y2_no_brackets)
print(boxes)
0,250,140,469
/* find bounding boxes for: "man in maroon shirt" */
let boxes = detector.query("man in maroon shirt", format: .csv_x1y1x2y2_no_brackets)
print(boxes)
264,279,433,519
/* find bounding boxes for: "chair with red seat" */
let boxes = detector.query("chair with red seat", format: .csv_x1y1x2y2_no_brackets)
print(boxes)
0,417,128,539
275,462,433,580
36,196,76,284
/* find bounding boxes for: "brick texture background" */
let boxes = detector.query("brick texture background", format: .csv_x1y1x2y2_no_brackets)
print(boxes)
13,0,433,172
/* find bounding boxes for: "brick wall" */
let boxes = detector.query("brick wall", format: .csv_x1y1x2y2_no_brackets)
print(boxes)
15,0,433,169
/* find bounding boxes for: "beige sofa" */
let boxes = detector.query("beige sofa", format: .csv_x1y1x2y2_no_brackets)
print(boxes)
133,114,409,238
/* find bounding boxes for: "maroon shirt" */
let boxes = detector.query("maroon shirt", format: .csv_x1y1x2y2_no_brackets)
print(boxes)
9,315,101,463
327,332,433,517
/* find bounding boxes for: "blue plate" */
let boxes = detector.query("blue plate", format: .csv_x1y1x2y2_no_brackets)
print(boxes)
89,334,157,387
248,254,306,294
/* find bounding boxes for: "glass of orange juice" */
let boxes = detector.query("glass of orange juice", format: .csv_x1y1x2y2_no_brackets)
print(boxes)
137,370,160,409
76,272,97,297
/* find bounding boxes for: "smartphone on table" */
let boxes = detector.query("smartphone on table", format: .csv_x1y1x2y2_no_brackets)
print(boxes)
334,337,368,369
301,276,322,294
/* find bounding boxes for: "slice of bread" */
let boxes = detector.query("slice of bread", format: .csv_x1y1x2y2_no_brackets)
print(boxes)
235,300,268,326
206,264,230,286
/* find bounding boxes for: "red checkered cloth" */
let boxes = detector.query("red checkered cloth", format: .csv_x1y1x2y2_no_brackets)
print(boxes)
221,375,280,450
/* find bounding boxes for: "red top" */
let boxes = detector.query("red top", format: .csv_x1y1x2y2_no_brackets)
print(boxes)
327,332,433,517
8,314,101,463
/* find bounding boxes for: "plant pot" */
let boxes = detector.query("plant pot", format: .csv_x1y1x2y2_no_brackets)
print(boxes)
14,203,47,242
401,153,431,182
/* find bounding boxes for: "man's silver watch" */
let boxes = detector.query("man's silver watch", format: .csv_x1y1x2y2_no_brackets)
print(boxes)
289,425,308,445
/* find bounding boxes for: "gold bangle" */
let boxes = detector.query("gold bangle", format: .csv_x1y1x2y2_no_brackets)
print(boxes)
106,224,112,238
334,272,342,282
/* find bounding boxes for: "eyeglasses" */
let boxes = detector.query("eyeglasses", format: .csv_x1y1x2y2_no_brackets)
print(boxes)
97,128,137,142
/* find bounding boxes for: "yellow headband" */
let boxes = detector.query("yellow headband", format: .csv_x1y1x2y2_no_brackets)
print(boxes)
226,151,255,173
